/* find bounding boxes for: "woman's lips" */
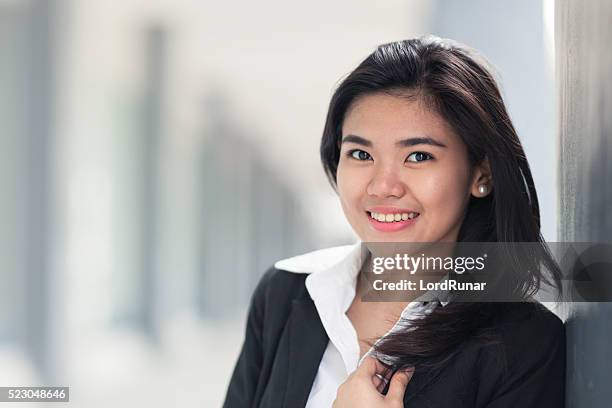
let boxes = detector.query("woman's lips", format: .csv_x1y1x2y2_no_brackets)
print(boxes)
366,211,420,232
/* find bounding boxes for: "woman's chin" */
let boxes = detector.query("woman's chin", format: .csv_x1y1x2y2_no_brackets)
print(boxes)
363,231,421,243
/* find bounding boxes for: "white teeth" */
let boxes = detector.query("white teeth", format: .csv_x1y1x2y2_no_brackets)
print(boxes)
369,211,419,223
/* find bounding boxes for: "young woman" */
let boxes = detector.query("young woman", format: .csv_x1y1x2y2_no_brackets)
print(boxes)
223,36,565,408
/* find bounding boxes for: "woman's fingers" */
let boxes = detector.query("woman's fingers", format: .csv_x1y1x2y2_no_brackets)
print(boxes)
356,356,386,378
385,369,414,403
372,372,383,389
333,358,414,407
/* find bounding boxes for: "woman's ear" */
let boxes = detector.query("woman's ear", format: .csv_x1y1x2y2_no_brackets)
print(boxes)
471,157,493,198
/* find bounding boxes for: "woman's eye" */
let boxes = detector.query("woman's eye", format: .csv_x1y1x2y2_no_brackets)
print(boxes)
406,152,433,163
349,149,372,161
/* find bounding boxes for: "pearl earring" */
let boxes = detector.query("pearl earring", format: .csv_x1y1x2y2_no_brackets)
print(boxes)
478,185,488,195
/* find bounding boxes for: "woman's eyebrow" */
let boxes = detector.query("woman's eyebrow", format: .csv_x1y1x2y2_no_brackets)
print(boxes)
395,136,447,148
341,134,447,148
341,134,372,147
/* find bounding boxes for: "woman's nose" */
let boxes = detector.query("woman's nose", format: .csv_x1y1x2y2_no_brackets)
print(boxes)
366,166,406,198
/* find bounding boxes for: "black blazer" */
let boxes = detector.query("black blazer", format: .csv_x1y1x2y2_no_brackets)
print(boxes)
223,267,565,408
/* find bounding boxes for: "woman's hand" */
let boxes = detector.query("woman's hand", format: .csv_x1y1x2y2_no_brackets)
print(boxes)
332,357,413,408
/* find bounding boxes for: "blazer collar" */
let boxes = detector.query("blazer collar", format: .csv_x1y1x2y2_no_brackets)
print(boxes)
275,242,451,308
276,242,451,405
280,288,437,407
274,242,361,275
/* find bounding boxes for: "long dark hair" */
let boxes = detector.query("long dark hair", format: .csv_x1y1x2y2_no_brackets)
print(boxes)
320,36,562,382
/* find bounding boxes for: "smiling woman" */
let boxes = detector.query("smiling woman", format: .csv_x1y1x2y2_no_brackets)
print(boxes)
336,93,484,242
223,36,565,408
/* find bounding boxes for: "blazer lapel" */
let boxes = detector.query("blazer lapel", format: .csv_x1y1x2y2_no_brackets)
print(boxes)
277,296,430,407
283,298,329,408
403,369,430,404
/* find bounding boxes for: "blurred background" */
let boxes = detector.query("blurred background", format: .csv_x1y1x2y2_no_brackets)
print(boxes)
0,0,561,406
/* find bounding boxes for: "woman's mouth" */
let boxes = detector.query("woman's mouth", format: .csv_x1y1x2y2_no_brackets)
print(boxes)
366,210,420,232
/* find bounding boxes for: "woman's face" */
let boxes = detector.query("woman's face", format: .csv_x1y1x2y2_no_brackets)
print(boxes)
336,92,489,243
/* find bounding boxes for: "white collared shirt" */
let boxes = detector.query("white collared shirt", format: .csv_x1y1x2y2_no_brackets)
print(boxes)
274,242,447,408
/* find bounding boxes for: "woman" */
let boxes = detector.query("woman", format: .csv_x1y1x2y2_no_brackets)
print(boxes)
223,36,565,408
